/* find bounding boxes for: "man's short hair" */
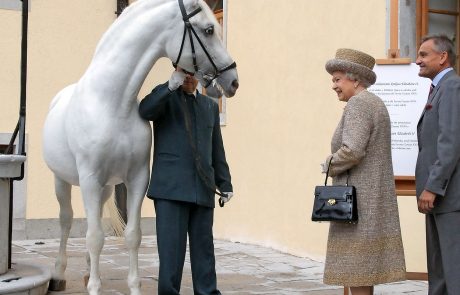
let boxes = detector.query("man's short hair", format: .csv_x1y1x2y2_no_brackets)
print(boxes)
421,34,457,67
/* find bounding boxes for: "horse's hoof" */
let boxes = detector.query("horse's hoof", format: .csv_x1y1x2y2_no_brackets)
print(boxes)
48,278,67,291
84,274,90,287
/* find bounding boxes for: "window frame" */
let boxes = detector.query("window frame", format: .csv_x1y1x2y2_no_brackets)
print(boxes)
392,0,459,195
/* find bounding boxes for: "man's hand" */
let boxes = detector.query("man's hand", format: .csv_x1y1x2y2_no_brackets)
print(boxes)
168,70,186,91
418,190,436,214
221,192,233,203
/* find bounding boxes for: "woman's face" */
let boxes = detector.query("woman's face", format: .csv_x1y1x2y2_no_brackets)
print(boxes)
331,71,356,102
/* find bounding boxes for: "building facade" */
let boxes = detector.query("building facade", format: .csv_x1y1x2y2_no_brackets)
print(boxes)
1,0,459,273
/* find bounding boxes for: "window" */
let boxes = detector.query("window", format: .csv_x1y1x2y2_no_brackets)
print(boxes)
417,0,459,70
204,0,223,12
394,1,459,195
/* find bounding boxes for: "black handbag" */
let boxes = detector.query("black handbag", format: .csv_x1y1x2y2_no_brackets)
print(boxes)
311,157,358,223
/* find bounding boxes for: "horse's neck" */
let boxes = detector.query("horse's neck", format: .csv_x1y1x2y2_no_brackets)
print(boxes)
80,0,177,109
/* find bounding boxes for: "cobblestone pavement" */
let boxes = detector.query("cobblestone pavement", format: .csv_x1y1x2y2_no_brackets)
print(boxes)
11,236,427,294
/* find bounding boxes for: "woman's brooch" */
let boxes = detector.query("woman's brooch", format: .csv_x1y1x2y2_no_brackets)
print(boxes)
425,104,433,110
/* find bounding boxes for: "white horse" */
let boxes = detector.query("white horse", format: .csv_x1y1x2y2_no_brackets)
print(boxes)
42,0,239,294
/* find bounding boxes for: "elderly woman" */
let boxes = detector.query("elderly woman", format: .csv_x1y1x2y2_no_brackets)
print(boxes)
321,49,406,295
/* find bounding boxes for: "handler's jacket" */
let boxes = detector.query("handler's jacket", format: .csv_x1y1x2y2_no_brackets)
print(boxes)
139,82,232,208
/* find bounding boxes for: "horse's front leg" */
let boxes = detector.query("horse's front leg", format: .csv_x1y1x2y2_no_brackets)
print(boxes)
49,176,73,291
80,178,106,295
124,171,149,295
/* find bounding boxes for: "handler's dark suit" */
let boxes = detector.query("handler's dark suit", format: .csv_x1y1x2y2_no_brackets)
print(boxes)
416,69,460,295
139,82,232,295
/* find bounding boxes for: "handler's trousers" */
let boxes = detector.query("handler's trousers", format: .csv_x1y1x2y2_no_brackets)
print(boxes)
154,199,221,295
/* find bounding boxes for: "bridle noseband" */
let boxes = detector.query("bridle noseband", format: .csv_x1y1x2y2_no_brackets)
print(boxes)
172,0,237,88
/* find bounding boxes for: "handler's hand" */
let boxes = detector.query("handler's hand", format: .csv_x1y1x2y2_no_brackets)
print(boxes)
168,70,186,91
221,192,233,203
418,190,436,214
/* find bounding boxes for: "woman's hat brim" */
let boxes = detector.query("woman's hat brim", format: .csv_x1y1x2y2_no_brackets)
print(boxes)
325,59,376,85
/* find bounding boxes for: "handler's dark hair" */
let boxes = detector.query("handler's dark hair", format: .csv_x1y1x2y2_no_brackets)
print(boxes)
421,34,457,67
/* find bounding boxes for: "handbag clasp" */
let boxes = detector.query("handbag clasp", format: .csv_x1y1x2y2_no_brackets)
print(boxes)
327,199,336,206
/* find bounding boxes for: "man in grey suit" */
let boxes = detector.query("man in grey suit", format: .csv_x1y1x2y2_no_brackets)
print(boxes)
415,34,460,295
139,67,233,295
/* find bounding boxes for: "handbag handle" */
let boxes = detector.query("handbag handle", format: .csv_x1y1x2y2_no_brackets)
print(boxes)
324,155,350,186
324,156,333,185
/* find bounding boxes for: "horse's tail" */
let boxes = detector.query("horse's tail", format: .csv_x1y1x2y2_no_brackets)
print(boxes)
103,193,126,237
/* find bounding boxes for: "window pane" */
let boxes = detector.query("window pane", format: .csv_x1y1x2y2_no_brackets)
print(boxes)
429,0,457,11
428,14,457,46
204,0,223,12
428,0,458,57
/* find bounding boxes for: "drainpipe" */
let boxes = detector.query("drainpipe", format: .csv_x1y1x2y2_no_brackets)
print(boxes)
115,0,129,17
5,0,28,270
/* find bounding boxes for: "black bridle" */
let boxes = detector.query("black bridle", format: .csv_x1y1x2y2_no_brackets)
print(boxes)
172,0,236,88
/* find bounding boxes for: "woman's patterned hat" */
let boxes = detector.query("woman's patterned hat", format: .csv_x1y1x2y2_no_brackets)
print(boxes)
325,48,377,85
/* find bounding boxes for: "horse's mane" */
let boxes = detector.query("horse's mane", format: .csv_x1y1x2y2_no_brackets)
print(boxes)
91,0,173,56
92,0,222,56
121,0,171,18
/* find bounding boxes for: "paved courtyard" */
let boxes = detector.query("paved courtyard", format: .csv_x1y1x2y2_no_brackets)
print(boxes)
10,236,427,294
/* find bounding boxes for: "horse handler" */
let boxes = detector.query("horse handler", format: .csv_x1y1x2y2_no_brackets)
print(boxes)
139,67,233,295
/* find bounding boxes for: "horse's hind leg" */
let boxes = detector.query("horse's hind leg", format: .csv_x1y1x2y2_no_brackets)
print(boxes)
49,176,73,291
124,173,149,295
80,179,106,295
83,185,113,288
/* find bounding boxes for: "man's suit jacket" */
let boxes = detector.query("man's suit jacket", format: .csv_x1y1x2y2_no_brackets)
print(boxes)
416,70,460,213
139,82,232,208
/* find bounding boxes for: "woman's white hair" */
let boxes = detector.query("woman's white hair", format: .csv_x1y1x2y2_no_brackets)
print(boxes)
345,72,371,88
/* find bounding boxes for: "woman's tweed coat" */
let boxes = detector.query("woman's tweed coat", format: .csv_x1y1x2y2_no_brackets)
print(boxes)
323,90,406,286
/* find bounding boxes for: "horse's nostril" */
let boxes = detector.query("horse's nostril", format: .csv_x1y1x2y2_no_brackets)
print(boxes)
232,80,239,89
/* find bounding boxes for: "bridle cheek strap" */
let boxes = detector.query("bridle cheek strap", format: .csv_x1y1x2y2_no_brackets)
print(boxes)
173,0,200,69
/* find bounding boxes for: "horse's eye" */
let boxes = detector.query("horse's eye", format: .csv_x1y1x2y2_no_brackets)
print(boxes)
205,26,214,35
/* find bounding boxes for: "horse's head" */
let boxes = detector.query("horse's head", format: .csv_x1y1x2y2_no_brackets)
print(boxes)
165,0,239,97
